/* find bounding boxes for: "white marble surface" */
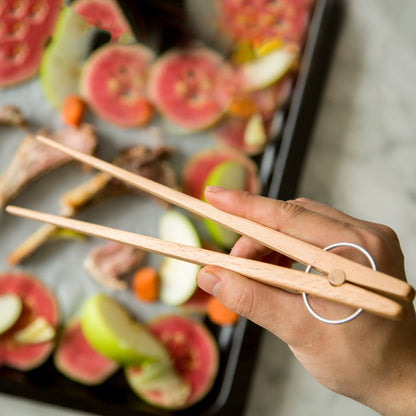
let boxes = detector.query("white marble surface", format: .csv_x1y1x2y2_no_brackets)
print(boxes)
1,0,416,415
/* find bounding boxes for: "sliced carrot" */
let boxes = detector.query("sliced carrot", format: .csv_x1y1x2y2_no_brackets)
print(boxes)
207,297,239,326
61,94,87,127
136,98,154,126
132,266,159,302
228,95,258,119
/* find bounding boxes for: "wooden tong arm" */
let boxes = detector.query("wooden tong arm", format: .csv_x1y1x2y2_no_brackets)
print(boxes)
6,205,405,321
35,135,415,302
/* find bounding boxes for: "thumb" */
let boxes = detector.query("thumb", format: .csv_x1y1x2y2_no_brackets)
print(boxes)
196,265,311,341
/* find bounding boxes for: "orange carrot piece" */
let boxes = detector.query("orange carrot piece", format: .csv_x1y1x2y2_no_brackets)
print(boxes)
207,297,239,326
228,95,258,119
61,95,87,127
132,266,159,302
136,99,154,126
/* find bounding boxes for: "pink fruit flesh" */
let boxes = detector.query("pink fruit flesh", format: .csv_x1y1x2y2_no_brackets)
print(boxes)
73,0,130,42
81,43,155,127
182,152,233,199
54,320,118,385
0,272,59,371
213,117,269,155
250,76,293,120
148,315,219,407
182,148,261,199
148,48,232,131
215,0,313,45
0,0,63,87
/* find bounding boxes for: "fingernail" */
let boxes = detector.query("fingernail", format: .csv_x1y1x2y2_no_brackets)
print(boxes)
205,186,226,193
197,269,221,295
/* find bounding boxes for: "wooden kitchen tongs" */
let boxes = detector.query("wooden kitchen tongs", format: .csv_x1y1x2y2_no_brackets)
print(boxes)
6,135,415,323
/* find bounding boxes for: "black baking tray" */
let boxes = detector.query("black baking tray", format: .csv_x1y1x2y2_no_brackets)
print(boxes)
0,0,344,414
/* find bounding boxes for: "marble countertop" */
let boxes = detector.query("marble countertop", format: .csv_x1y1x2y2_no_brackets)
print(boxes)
1,0,415,415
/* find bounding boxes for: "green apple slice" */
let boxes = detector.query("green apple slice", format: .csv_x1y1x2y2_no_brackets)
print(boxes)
0,294,22,335
81,294,168,365
40,6,97,108
158,211,201,306
241,46,297,92
126,360,191,408
14,316,56,344
203,161,247,248
244,113,267,147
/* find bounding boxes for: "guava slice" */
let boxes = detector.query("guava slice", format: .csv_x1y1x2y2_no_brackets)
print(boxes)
72,0,131,42
214,0,312,45
213,116,269,155
147,47,233,131
40,6,97,108
0,272,59,371
0,294,22,335
182,147,261,200
80,43,155,127
0,0,63,87
182,148,261,248
125,315,219,410
80,293,168,365
158,210,201,306
54,320,119,385
125,359,191,410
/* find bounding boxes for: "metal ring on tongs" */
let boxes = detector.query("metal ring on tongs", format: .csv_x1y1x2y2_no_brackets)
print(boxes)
302,242,377,325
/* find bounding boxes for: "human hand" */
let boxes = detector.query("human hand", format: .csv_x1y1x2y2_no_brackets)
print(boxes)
196,187,416,416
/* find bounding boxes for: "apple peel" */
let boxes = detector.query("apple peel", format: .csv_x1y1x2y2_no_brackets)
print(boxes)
81,294,168,365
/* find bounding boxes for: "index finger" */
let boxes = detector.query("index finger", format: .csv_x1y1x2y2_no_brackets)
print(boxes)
204,187,362,260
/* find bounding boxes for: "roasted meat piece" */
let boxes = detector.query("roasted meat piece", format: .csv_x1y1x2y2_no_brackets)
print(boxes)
84,242,146,290
0,105,25,127
0,124,97,210
61,144,176,212
8,144,177,265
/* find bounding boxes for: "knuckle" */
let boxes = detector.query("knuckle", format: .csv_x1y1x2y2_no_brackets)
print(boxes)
278,199,305,221
228,286,256,318
289,197,311,205
374,223,400,244
359,227,389,254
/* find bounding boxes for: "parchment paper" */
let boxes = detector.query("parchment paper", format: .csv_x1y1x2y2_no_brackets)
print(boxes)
0,77,218,324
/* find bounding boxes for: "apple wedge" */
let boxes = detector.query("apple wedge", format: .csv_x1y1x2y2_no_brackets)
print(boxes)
0,294,22,335
13,316,56,344
40,6,97,108
158,210,201,306
204,160,247,248
244,113,268,147
240,45,298,92
81,294,168,365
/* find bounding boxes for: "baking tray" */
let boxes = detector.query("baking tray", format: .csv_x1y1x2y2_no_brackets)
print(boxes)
0,0,344,415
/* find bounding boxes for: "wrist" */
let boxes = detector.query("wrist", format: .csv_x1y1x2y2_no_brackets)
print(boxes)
361,339,416,415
